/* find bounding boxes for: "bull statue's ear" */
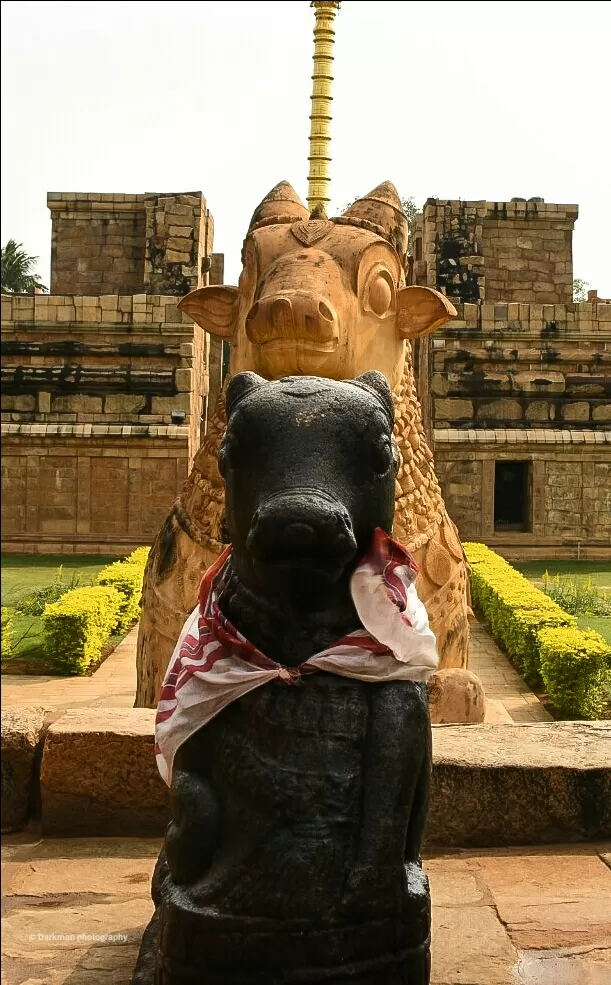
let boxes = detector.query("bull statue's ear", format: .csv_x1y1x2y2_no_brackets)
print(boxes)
178,285,239,341
350,370,394,425
396,286,457,340
226,371,267,418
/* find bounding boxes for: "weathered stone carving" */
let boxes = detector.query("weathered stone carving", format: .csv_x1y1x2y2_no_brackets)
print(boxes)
135,181,470,709
133,372,435,984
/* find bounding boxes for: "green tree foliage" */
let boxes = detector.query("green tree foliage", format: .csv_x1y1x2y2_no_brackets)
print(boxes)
341,196,419,221
400,197,418,222
573,278,590,302
1,239,48,294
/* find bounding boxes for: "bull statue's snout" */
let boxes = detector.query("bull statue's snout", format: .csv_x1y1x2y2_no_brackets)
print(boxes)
246,491,357,577
245,292,339,348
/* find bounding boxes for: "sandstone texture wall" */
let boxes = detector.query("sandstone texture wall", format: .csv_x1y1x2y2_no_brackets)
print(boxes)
48,192,214,298
434,431,610,559
430,300,611,428
1,294,206,553
426,299,611,558
411,199,577,305
206,255,226,420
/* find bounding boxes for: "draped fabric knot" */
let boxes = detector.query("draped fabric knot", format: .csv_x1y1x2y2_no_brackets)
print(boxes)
155,527,438,785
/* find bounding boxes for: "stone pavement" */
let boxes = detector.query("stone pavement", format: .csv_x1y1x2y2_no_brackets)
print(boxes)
468,620,552,725
2,617,551,726
2,834,609,985
1,625,138,712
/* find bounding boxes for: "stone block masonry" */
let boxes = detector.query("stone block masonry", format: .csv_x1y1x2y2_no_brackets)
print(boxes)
410,199,578,304
143,193,214,296
420,299,611,557
49,193,147,296
28,710,611,843
3,187,225,554
1,294,206,553
48,192,215,297
429,299,611,429
434,429,611,557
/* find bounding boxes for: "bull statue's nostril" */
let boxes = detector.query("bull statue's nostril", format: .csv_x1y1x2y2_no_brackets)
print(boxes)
318,300,334,322
283,522,317,550
272,298,293,333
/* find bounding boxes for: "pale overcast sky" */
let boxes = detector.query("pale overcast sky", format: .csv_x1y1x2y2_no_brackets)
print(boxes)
1,0,609,294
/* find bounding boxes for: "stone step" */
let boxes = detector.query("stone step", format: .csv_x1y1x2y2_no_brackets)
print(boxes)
3,707,610,846
428,721,611,847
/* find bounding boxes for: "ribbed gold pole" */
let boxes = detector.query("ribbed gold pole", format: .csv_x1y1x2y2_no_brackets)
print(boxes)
307,1,341,212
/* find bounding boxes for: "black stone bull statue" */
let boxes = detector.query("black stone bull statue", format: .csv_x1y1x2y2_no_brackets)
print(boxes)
133,371,436,985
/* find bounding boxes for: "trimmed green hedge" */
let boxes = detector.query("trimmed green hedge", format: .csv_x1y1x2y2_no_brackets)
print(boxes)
42,586,122,675
538,626,611,719
1,607,13,659
464,542,574,685
96,547,149,633
464,543,611,719
97,562,143,632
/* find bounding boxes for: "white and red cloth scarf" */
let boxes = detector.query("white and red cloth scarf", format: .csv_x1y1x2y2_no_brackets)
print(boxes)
155,528,438,785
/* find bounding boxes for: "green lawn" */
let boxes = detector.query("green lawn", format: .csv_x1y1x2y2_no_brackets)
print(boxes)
515,560,611,646
2,554,118,596
1,554,121,669
514,560,611,590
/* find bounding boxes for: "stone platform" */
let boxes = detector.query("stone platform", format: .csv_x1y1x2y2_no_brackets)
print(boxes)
2,834,609,985
27,713,609,847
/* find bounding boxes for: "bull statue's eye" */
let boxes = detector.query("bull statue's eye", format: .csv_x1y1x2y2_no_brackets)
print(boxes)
367,273,394,317
371,439,393,476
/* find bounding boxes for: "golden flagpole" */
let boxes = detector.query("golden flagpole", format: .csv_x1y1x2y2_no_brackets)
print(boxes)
307,1,341,213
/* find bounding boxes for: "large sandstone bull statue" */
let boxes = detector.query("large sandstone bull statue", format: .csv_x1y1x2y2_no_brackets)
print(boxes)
135,181,471,708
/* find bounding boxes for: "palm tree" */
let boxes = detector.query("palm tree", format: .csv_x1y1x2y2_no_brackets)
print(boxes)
1,239,48,294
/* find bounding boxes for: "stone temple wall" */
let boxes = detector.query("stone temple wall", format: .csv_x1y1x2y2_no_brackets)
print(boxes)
1,294,206,553
434,430,610,559
410,199,577,305
430,300,611,428
425,299,611,559
48,192,214,298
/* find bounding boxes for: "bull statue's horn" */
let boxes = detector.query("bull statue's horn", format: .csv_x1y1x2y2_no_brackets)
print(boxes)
248,181,309,231
340,181,409,258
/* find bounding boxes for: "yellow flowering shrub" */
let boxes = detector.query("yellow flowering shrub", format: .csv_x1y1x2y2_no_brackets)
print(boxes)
43,587,122,674
125,546,151,568
96,547,150,632
538,627,611,719
1,607,13,659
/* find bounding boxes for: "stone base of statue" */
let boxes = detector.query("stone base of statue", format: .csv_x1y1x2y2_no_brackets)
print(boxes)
133,859,431,985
